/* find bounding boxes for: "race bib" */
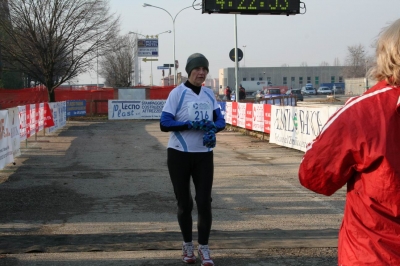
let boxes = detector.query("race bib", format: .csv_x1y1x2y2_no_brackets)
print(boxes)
187,102,212,121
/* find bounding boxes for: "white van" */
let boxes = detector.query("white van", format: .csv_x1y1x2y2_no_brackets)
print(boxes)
301,86,316,95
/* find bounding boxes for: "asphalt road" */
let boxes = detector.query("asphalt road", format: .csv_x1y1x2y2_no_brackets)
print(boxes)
0,120,345,266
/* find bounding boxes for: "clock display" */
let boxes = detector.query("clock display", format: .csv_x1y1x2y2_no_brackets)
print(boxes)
203,0,301,15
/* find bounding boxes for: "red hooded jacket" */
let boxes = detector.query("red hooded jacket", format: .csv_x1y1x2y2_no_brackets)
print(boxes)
299,80,400,266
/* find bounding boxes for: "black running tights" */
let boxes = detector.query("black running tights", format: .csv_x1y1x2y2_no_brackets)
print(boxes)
167,148,213,245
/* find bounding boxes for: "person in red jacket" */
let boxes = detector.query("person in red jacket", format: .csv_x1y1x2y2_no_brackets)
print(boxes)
299,19,400,266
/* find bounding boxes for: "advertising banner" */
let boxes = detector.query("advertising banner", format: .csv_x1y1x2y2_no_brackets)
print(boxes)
108,100,166,120
252,104,264,132
18,105,27,141
231,101,238,126
245,103,253,130
237,103,246,128
264,104,271,133
0,110,13,169
66,100,86,117
47,101,67,133
269,105,341,151
29,104,36,137
225,102,232,124
8,107,21,158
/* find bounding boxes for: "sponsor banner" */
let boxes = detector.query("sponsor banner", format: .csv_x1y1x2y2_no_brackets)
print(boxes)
237,103,246,128
66,100,86,117
47,101,67,133
108,100,166,120
18,105,27,141
245,103,253,130
252,104,264,132
38,103,45,132
231,101,238,126
0,110,13,169
225,102,232,124
44,103,55,128
269,105,341,152
29,104,36,137
8,107,21,158
264,104,272,133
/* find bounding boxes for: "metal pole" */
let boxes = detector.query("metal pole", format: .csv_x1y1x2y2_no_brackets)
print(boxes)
150,60,153,86
234,14,239,102
365,60,369,91
173,21,176,85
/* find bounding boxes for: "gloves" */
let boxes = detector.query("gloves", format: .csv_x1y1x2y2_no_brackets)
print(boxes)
185,120,193,130
191,119,217,133
203,131,216,148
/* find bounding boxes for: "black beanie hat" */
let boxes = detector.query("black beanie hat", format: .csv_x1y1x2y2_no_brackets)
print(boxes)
185,53,209,76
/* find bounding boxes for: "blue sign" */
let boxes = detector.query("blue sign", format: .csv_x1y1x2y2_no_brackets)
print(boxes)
157,66,170,69
66,100,86,117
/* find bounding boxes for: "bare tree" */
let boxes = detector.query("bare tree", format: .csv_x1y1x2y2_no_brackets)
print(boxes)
342,44,367,78
319,61,329,66
333,57,340,66
0,0,119,102
300,62,307,67
99,35,134,87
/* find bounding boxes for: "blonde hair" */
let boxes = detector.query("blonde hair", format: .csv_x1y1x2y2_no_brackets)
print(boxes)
370,19,400,86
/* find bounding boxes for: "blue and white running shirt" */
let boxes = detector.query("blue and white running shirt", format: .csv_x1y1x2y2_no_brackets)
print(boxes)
162,83,219,152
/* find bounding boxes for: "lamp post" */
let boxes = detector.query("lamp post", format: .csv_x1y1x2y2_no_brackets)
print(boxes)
143,3,201,85
150,30,171,85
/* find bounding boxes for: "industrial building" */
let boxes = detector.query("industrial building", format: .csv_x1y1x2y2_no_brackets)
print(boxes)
218,66,346,92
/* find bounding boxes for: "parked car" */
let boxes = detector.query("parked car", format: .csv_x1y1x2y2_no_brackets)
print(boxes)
301,86,316,95
286,89,304,101
317,86,333,95
264,88,282,98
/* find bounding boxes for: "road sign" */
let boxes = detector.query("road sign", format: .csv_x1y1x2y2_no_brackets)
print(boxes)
142,58,158,62
157,66,170,70
163,64,174,67
229,48,243,62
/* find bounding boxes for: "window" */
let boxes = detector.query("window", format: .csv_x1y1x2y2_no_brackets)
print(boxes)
307,76,311,83
339,76,343,82
291,77,295,82
251,77,255,81
331,76,335,83
267,77,271,82
315,76,319,86
259,77,263,81
243,77,246,81
283,77,287,85
299,77,303,85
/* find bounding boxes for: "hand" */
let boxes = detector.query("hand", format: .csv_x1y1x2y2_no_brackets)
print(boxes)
192,119,217,132
203,131,216,148
185,120,193,129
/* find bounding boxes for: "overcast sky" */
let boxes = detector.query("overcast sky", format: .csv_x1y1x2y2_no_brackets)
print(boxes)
77,0,400,86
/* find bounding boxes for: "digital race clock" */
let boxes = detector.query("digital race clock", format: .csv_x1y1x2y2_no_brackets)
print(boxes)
202,0,301,15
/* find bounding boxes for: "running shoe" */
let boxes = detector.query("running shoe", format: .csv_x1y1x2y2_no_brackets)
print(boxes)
198,244,214,266
182,241,196,264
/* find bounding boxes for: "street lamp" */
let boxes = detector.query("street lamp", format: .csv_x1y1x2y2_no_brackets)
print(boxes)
150,30,171,86
143,3,201,85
